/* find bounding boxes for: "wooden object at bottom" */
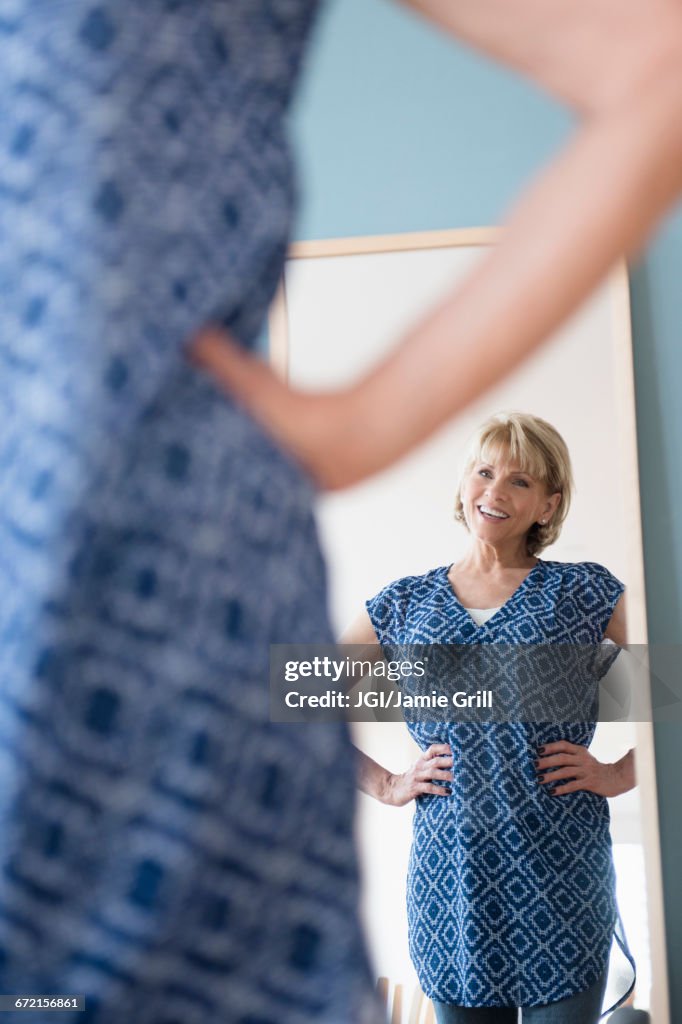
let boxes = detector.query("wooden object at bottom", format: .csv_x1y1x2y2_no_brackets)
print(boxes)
376,978,435,1024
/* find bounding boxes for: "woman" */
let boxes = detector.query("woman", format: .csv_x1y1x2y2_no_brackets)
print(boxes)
1,1,677,1021
0,6,376,1023
345,412,635,1023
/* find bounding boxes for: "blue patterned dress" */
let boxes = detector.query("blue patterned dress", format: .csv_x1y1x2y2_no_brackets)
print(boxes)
0,3,377,1023
367,560,629,1010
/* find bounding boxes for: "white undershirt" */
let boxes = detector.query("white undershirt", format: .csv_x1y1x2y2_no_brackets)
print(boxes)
464,607,501,627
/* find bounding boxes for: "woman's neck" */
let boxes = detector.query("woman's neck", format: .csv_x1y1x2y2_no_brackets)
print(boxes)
456,540,537,575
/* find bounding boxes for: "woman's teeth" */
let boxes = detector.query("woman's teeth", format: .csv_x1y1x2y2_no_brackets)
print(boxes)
478,504,509,520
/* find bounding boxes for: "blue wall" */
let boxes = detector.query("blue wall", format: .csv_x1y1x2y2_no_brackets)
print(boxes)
290,0,682,1013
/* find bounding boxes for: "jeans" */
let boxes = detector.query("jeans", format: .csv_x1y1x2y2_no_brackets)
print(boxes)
432,972,608,1024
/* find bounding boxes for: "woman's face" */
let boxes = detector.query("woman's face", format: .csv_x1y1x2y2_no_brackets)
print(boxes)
461,450,560,549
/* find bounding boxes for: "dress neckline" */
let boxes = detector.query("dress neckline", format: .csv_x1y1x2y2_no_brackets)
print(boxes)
440,560,543,633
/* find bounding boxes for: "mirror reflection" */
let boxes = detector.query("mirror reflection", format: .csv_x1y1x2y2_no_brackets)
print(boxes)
271,230,665,1021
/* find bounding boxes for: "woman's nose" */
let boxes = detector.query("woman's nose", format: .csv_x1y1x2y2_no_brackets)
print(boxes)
485,482,506,500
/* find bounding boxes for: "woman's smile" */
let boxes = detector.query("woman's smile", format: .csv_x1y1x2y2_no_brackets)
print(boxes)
477,503,510,522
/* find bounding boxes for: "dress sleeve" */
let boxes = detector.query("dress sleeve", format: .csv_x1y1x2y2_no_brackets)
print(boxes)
581,562,625,639
365,576,411,646
581,562,626,681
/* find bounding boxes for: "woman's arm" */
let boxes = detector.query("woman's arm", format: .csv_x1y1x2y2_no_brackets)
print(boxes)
400,0,682,116
190,3,682,490
341,610,454,804
535,593,636,797
339,608,383,647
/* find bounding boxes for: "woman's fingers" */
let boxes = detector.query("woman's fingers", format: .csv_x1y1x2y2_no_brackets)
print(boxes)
420,768,454,782
549,780,585,796
536,750,621,797
417,755,453,782
535,752,580,770
418,783,452,797
536,741,592,788
537,767,584,784
419,757,450,770
416,756,453,778
537,740,581,757
425,744,452,758
401,745,455,800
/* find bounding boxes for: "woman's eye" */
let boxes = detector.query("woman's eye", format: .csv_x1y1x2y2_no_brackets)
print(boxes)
513,479,529,487
478,469,492,478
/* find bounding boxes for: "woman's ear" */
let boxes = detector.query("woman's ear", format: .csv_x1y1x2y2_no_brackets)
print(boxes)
542,491,562,523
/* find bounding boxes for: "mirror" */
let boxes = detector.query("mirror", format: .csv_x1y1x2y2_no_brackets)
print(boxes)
269,228,668,1022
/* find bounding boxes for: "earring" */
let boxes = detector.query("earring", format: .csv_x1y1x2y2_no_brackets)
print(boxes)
540,519,547,525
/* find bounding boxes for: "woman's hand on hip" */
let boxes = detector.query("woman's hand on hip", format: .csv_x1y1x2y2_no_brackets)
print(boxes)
189,327,386,490
384,744,453,807
535,740,635,798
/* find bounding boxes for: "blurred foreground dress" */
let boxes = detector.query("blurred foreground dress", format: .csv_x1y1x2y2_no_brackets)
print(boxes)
0,3,376,1021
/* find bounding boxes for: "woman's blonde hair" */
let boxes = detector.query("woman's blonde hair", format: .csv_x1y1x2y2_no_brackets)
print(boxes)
454,412,573,556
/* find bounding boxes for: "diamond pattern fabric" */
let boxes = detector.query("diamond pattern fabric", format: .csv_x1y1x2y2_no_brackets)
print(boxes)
0,3,378,1022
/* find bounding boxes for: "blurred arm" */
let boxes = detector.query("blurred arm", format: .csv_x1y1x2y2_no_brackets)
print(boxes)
192,2,682,489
